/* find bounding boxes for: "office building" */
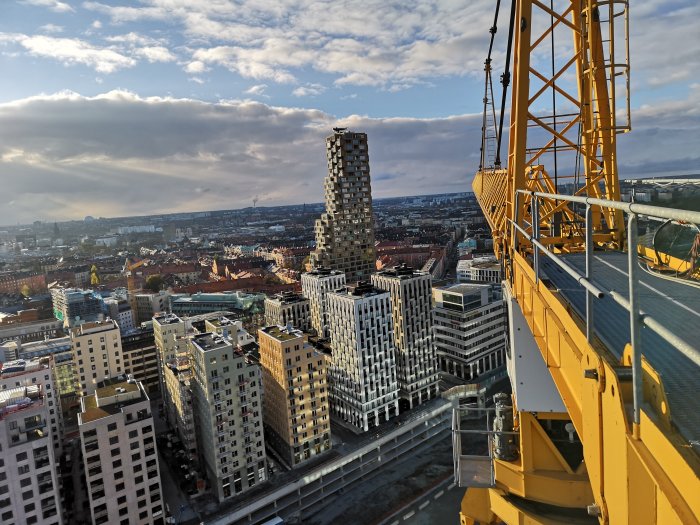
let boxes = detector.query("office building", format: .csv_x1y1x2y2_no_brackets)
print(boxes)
264,292,311,332
0,357,63,524
189,333,266,501
371,265,439,409
327,283,399,432
301,269,346,339
258,326,331,467
70,320,124,396
169,291,264,317
153,313,187,398
433,284,507,381
134,291,171,325
310,129,377,282
78,377,164,525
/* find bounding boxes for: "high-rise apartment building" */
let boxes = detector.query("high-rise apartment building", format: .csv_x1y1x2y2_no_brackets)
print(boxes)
163,353,197,463
311,129,377,282
153,313,187,399
258,326,331,467
78,376,164,525
301,269,346,339
70,319,124,396
189,333,266,501
0,358,63,525
264,292,311,332
327,283,399,432
121,326,160,395
371,265,439,409
433,284,507,381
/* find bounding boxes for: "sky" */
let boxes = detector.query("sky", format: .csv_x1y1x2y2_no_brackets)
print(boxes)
0,0,698,224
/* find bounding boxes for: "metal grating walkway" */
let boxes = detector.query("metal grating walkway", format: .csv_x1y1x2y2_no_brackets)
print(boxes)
542,251,700,449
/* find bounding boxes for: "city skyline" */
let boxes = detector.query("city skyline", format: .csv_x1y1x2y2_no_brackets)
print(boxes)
0,1,697,224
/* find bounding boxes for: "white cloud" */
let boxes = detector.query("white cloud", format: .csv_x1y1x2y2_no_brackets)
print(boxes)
244,84,268,96
1,34,136,73
22,0,73,13
38,24,64,34
92,20,102,29
292,83,326,97
0,89,696,224
184,60,208,74
134,46,176,63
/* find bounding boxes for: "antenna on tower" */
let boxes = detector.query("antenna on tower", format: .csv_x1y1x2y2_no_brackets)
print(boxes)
253,195,259,208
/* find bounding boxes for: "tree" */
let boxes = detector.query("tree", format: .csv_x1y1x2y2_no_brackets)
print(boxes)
144,275,164,293
20,284,31,298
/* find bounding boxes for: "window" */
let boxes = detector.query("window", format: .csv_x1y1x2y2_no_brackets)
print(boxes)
128,430,138,439
117,495,126,505
111,448,120,457
109,436,119,445
130,442,139,450
115,482,125,492
108,423,117,432
16,452,27,462
22,490,33,500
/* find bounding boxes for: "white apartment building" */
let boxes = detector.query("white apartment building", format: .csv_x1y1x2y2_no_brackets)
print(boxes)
0,358,63,525
371,266,439,409
327,283,399,432
301,268,346,339
70,319,124,396
189,333,266,501
264,292,311,332
78,376,164,525
433,283,507,381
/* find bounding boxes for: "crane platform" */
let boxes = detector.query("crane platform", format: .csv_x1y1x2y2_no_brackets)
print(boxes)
542,251,700,451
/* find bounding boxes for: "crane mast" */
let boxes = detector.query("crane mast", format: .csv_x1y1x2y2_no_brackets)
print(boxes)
464,1,700,524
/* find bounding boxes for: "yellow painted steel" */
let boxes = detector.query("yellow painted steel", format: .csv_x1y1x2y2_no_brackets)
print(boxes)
464,1,700,522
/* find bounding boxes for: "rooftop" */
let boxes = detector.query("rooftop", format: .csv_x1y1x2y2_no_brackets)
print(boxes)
375,264,428,280
153,313,183,325
0,384,43,420
79,377,146,424
334,281,388,299
267,291,307,305
71,319,118,336
304,268,345,278
260,324,303,342
191,332,232,352
0,357,49,378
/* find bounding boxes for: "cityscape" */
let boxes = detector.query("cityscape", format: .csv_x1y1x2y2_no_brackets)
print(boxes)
0,2,699,525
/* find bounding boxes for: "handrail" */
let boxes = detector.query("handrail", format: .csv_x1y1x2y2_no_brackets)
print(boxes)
513,189,700,432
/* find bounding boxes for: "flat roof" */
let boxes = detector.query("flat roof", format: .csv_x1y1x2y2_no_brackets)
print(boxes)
260,325,303,341
191,332,232,352
80,378,145,424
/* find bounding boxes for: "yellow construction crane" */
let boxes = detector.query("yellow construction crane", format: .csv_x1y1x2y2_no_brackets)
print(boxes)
460,1,700,524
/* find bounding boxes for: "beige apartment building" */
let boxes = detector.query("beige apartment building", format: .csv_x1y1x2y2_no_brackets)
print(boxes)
371,265,439,410
153,313,187,403
258,325,331,467
78,376,164,525
310,129,377,282
189,333,266,501
70,319,124,396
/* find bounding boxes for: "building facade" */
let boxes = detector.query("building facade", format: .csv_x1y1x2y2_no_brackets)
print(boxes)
327,283,399,432
301,269,346,339
152,313,187,400
50,287,103,328
121,327,160,395
0,358,63,525
70,320,125,396
310,129,377,282
371,266,439,409
258,326,331,467
163,353,197,463
264,292,311,332
78,377,164,525
189,333,266,501
433,284,507,381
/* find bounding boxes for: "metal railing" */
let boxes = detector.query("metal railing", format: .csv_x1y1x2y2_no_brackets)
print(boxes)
452,405,519,488
513,189,700,430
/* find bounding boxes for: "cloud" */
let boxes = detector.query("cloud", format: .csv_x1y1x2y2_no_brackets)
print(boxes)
38,24,64,34
292,83,326,97
22,0,73,13
244,84,268,96
183,60,208,74
0,34,136,73
0,89,696,224
92,20,102,29
134,46,176,63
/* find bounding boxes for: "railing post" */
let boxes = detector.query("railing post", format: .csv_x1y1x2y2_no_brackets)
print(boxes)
532,194,540,283
627,213,642,438
585,205,594,343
